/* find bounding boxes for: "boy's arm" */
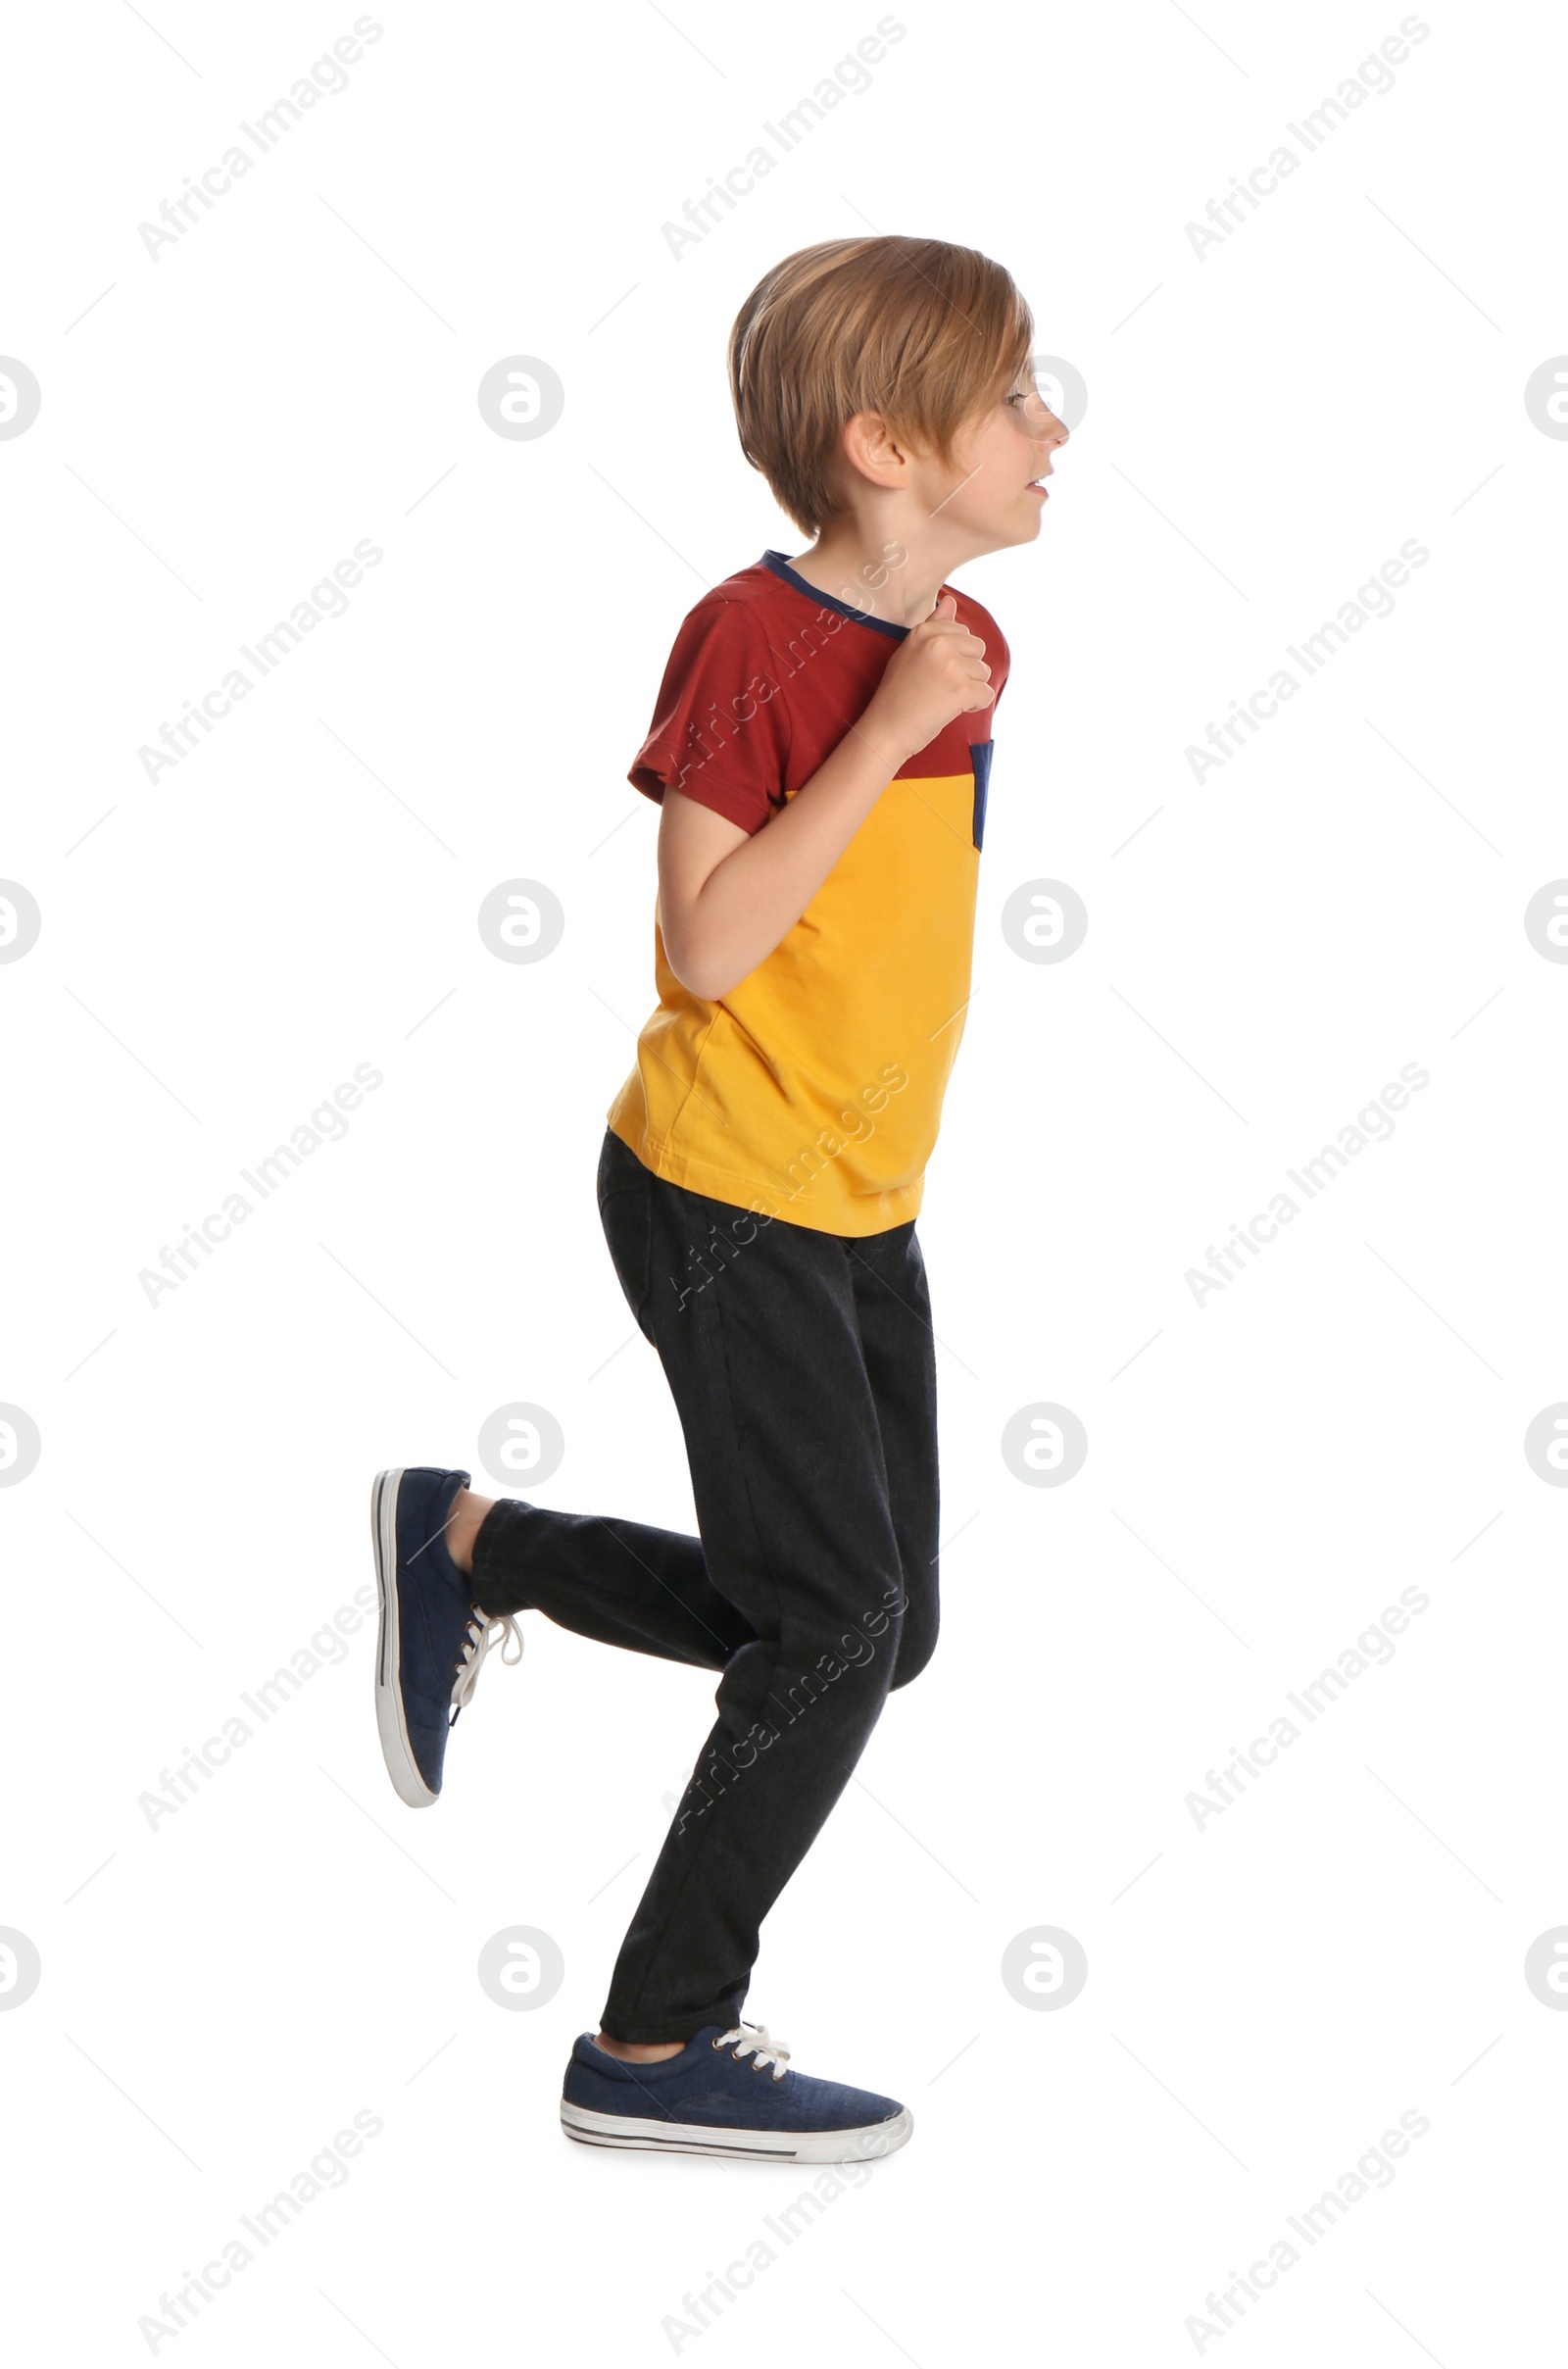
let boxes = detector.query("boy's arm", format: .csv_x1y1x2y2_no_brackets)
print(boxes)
658,595,993,1001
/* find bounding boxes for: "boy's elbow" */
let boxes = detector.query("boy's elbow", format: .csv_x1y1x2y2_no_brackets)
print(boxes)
666,943,736,1002
661,890,750,1000
658,914,705,996
659,906,710,998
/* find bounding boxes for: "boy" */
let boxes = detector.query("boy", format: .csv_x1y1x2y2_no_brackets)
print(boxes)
370,234,1066,2159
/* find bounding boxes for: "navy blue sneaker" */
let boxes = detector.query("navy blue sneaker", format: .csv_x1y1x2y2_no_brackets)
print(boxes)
560,2022,912,2162
370,1465,521,1808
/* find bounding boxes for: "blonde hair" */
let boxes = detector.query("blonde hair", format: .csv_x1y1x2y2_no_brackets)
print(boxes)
728,235,1034,536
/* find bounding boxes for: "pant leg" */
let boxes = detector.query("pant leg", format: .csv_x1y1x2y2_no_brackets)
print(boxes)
467,1130,760,1675
845,1223,941,1689
471,1500,757,1671
598,1161,914,2045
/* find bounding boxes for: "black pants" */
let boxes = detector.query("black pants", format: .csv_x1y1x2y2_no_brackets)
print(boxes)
469,1126,941,2044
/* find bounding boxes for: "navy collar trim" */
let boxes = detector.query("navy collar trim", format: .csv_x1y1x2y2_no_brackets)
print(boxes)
760,549,910,640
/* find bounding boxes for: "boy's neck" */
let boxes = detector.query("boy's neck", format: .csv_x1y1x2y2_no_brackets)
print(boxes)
784,514,983,628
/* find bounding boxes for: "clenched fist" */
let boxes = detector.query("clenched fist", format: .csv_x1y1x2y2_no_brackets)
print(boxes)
862,593,993,764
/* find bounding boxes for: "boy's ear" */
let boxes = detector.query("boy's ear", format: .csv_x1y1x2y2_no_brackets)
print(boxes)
840,408,909,490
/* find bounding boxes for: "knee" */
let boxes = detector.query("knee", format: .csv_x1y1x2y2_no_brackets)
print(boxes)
888,1609,938,1691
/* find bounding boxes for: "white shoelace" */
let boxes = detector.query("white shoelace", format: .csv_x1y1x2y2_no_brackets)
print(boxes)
449,1610,522,1720
715,2021,791,2080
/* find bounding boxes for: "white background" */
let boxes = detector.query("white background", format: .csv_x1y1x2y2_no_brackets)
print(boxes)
3,1,1565,2359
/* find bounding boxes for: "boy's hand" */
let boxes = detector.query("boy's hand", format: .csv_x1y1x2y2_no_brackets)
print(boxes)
860,593,993,765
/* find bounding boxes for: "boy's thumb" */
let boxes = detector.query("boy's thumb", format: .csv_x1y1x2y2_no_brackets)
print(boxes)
931,591,957,618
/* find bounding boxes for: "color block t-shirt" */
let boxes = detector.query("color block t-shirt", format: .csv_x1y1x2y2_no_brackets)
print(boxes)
606,549,1009,1237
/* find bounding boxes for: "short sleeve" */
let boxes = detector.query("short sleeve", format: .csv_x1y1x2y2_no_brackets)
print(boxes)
628,595,792,835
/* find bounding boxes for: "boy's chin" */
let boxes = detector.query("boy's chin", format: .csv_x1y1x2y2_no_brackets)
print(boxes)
951,511,1042,557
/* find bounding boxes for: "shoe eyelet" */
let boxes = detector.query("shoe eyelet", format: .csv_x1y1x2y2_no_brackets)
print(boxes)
731,2047,745,2062
710,2036,724,2050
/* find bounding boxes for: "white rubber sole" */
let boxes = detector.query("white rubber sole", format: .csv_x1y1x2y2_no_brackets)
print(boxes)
371,1467,438,1809
560,2099,913,2163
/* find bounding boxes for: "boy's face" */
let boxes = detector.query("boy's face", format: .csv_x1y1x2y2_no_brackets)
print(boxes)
919,364,1068,551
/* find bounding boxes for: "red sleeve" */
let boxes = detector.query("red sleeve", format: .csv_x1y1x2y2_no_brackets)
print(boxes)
628,595,791,835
